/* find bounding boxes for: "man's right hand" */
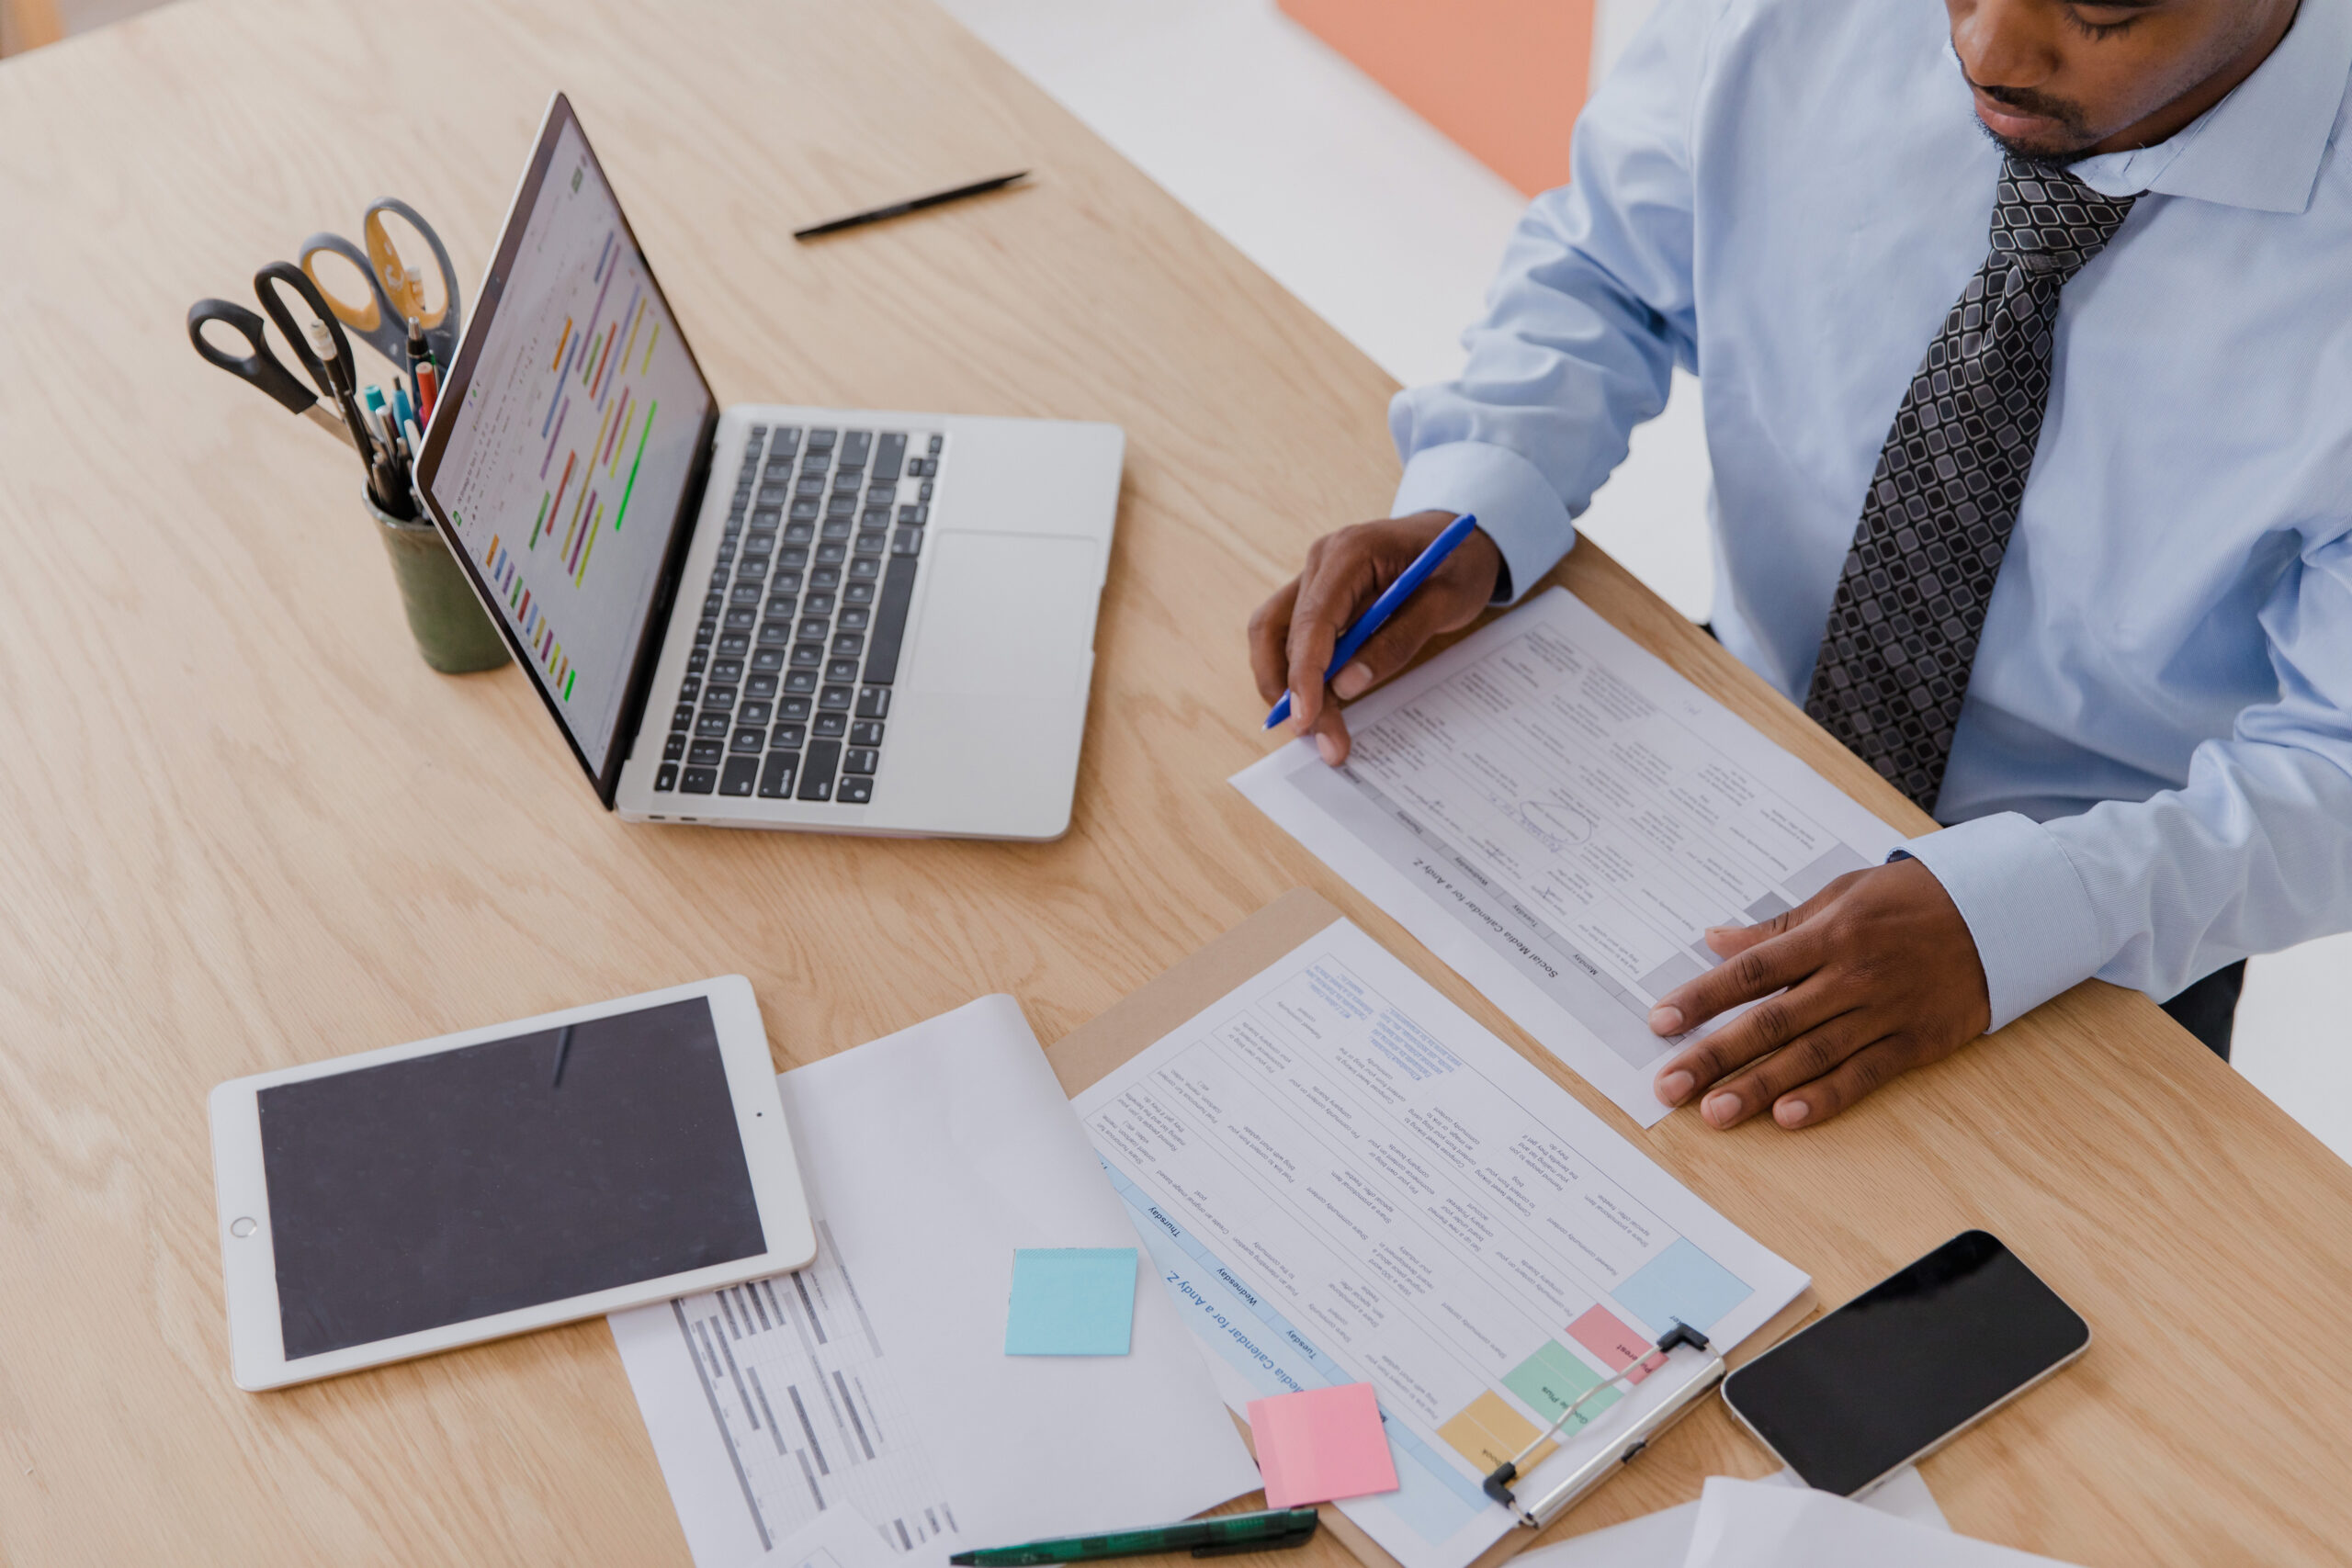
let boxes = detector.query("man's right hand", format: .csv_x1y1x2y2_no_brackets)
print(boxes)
1247,512,1505,765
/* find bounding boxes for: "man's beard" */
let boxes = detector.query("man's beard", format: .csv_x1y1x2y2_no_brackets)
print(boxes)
1967,78,2102,163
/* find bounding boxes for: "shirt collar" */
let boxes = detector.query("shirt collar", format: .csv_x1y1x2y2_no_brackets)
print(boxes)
2068,0,2352,214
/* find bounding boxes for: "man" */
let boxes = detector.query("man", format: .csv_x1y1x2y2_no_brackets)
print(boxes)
1249,0,2352,1129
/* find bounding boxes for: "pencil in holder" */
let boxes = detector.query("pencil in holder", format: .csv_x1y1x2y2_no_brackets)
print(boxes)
365,490,511,674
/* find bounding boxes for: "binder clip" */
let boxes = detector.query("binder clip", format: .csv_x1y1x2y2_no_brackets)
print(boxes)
1481,1321,1725,1529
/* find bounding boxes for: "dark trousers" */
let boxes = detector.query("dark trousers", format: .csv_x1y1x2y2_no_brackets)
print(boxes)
2161,960,2245,1062
1700,623,2247,1061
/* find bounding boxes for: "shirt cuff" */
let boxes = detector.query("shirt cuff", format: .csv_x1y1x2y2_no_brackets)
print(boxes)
1390,439,1577,605
1900,812,2107,1032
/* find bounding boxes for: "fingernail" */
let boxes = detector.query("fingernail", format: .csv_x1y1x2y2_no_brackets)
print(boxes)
1315,731,1342,766
1657,1069,1694,1105
1702,1091,1740,1126
1331,661,1374,700
1775,1099,1809,1128
1703,925,1736,937
1648,1005,1684,1035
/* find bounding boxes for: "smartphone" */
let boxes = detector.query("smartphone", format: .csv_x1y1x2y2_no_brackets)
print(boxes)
1721,1230,2089,1495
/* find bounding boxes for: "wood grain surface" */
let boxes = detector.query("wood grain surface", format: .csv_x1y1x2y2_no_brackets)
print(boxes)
0,0,2343,1562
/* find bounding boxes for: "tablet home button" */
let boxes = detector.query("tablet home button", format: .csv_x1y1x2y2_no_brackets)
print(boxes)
230,1216,257,1238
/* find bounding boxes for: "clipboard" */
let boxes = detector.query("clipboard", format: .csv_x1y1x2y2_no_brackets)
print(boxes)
1044,888,1817,1568
1046,888,1346,1102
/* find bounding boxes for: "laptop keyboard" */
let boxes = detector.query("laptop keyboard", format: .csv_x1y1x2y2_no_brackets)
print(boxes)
653,423,943,804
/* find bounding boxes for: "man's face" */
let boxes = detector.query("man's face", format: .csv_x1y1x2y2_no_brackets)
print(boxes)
1946,0,2291,158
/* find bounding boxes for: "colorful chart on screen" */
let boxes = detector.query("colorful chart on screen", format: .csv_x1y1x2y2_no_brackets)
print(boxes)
432,116,711,772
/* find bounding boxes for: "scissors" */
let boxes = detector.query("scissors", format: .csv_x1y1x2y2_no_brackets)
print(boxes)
187,261,370,453
297,197,462,368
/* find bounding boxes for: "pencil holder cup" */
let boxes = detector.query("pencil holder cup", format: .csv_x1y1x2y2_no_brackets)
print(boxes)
365,491,511,674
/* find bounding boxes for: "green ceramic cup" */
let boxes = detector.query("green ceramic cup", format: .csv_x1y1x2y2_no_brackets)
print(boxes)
366,491,511,674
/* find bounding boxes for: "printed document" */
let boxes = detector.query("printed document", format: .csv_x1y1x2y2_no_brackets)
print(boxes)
613,997,1261,1568
765,1503,905,1568
1234,588,1905,1125
1073,920,1810,1568
1517,1467,1944,1568
1682,1476,2078,1567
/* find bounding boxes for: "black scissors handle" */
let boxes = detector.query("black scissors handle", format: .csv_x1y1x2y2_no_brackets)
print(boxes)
252,260,360,407
187,298,319,416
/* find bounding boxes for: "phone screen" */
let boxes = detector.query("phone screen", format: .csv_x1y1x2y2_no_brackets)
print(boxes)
1722,1230,2088,1495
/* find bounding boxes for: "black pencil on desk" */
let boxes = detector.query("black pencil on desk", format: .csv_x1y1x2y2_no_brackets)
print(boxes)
794,170,1030,240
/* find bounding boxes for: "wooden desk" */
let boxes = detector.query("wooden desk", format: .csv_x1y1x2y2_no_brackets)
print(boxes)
0,0,2342,1562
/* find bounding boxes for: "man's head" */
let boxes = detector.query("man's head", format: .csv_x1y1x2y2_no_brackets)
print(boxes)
1946,0,2301,160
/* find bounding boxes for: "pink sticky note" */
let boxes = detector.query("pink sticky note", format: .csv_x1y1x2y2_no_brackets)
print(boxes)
1246,1383,1400,1507
1568,1304,1655,1383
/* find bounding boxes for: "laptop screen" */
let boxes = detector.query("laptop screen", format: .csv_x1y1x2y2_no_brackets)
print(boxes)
422,96,716,795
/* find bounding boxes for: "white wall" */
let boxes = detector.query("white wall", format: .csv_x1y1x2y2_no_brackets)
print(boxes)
935,0,1716,618
1596,0,1673,84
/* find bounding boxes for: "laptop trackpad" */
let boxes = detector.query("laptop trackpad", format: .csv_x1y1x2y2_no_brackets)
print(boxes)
905,533,1100,696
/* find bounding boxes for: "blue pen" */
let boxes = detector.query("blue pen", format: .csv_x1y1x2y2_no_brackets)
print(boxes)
1265,513,1481,730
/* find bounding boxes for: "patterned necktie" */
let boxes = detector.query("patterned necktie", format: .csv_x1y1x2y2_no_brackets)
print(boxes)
1804,158,2137,811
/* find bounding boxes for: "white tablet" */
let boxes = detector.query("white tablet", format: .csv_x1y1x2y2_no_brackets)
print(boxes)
209,976,814,1391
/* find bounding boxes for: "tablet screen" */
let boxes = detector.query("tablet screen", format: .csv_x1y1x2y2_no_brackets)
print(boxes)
257,997,765,1360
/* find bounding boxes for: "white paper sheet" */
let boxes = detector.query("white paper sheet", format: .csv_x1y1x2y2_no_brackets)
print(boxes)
1072,920,1810,1568
1234,588,1906,1126
1682,1476,2079,1566
768,1503,917,1568
1520,1467,1945,1568
612,997,1262,1568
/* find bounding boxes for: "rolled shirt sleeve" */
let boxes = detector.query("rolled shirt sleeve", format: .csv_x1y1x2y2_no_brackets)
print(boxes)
1390,440,1576,604
1901,815,2105,1032
1386,0,1724,602
1906,529,2352,1029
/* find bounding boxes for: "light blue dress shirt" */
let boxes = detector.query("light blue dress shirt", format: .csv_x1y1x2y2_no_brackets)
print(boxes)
1387,0,2352,1030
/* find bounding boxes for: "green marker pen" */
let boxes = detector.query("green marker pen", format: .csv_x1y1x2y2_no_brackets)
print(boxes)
947,1506,1321,1565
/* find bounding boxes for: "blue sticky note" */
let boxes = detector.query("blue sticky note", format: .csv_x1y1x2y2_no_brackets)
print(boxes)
1005,1247,1138,1356
1611,1237,1753,1335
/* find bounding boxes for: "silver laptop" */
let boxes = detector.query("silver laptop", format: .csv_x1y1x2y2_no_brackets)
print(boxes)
417,94,1118,840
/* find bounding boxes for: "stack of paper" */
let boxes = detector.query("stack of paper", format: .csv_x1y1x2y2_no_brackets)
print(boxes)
611,997,1261,1568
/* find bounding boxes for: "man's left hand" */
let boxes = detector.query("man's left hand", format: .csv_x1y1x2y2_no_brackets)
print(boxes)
1650,857,1992,1129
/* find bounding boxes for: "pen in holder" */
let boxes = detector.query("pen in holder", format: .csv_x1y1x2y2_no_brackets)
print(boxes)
365,489,511,673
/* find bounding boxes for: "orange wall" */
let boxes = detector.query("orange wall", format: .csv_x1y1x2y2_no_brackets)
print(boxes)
1280,0,1594,197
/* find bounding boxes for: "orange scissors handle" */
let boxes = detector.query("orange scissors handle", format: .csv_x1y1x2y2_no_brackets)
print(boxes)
296,198,463,367
363,197,461,356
